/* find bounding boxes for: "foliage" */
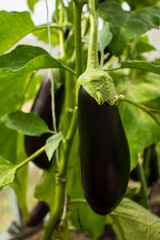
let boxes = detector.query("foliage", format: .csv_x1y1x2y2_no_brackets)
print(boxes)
0,0,160,239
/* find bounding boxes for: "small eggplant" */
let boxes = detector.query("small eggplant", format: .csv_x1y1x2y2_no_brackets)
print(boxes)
24,201,49,227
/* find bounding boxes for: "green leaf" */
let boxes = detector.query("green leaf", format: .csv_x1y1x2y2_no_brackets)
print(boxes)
0,45,66,72
23,74,43,103
97,2,160,56
121,61,160,75
0,122,28,218
45,132,63,161
34,164,56,211
135,41,156,54
140,97,160,125
0,11,35,55
27,0,39,12
0,45,73,118
112,72,160,170
110,198,160,240
1,111,51,136
80,205,106,238
98,22,113,51
0,156,17,189
122,96,160,127
0,121,17,161
125,0,159,10
141,96,160,110
70,204,106,239
0,70,31,117
32,28,59,46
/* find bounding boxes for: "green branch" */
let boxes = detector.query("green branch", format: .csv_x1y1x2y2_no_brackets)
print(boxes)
87,0,99,69
41,2,83,239
74,3,83,77
67,198,87,205
32,23,63,32
59,0,66,59
16,146,45,170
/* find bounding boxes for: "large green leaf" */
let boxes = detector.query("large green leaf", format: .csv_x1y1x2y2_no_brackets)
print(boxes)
123,96,160,126
0,45,67,72
110,198,160,240
1,111,51,136
0,11,35,55
0,45,73,117
0,122,29,218
0,121,17,161
112,72,160,170
0,70,31,117
125,0,159,10
97,2,160,56
0,123,28,218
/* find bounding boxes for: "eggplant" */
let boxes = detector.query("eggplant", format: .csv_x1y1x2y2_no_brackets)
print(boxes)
25,74,64,169
24,201,49,227
78,86,130,215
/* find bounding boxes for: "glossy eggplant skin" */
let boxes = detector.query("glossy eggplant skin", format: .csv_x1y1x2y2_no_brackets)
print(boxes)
25,75,64,169
78,86,130,215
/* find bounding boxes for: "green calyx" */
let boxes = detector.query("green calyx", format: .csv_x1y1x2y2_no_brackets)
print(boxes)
76,68,117,106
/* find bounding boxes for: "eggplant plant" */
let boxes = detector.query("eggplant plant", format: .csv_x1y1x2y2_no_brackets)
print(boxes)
0,0,160,239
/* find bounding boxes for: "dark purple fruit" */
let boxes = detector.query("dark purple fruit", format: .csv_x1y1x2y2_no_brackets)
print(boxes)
24,201,49,227
25,74,64,169
78,86,130,215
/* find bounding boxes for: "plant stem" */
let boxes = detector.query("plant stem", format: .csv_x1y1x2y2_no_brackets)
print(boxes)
63,70,76,135
42,113,78,240
32,23,63,32
74,3,83,77
42,2,83,239
59,0,66,59
122,96,153,114
87,0,99,70
16,146,45,170
103,67,122,72
67,198,87,205
137,155,149,209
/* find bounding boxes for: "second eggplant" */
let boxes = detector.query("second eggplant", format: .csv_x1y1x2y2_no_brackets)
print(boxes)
25,74,64,169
